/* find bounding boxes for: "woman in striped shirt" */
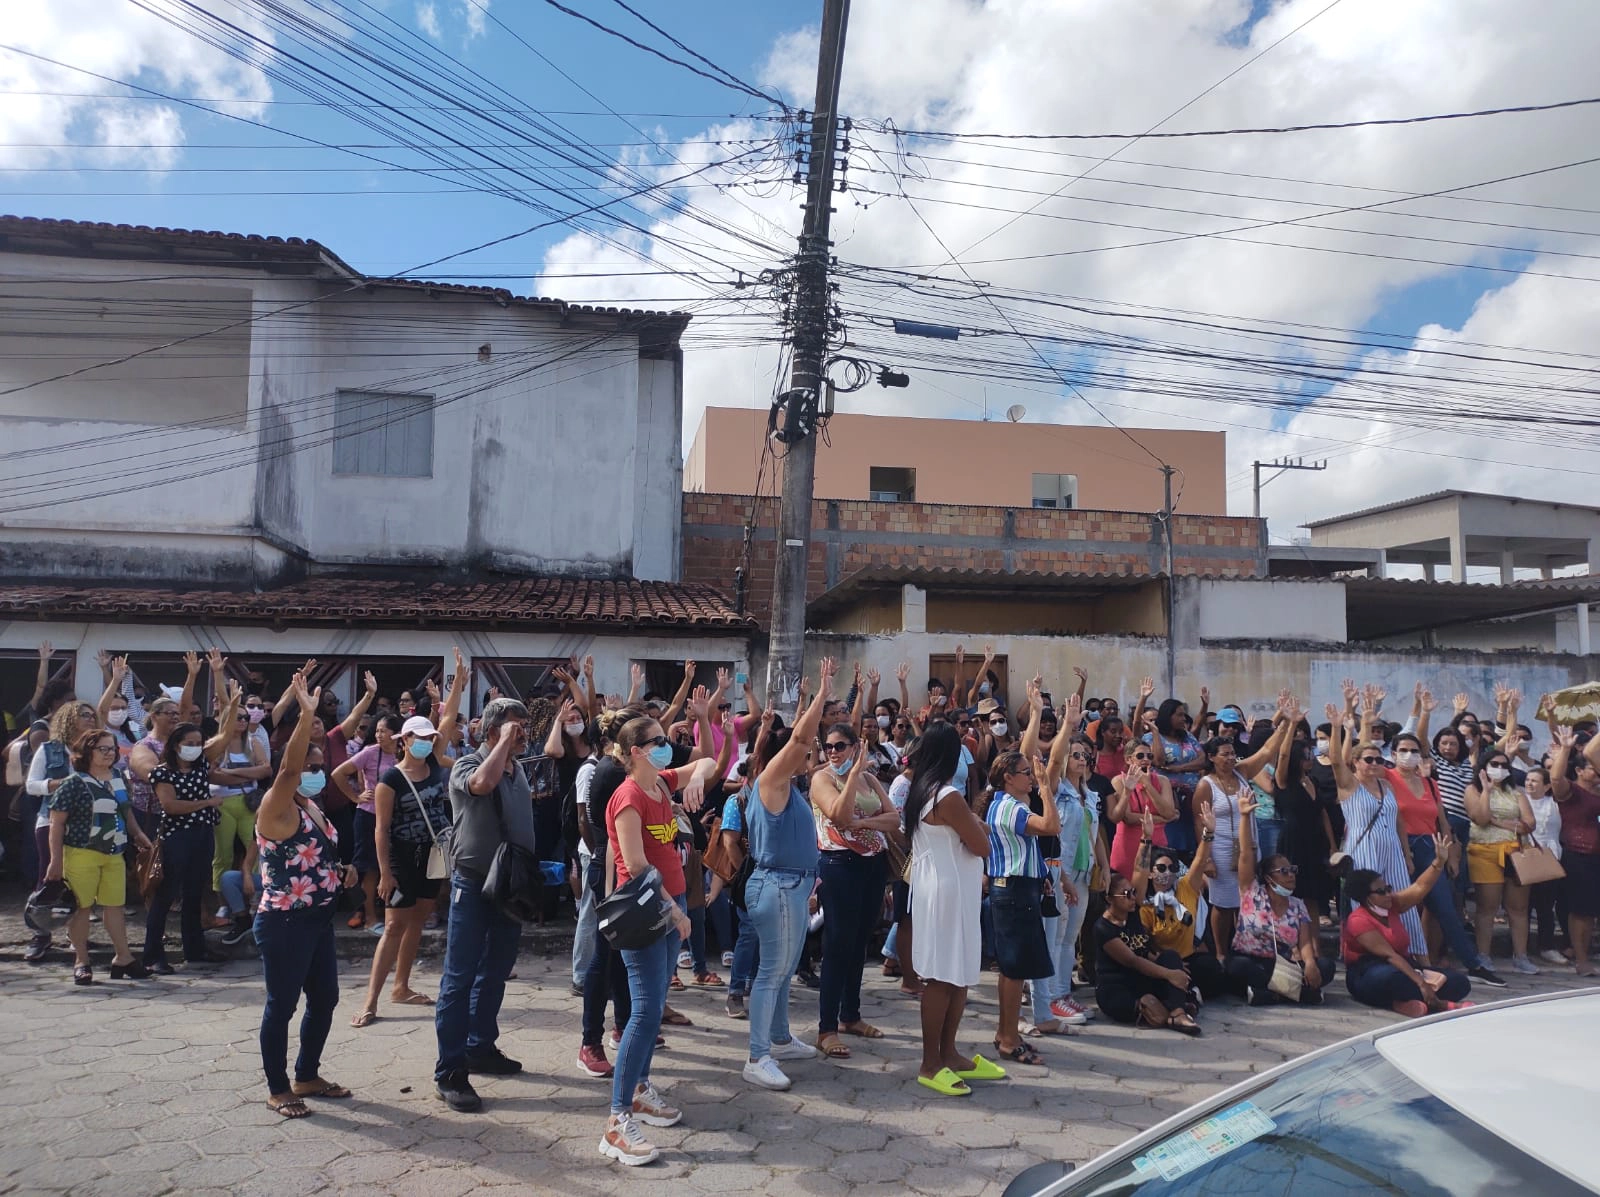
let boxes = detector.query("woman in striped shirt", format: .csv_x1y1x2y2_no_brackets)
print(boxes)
984,749,1060,1067
1429,726,1476,911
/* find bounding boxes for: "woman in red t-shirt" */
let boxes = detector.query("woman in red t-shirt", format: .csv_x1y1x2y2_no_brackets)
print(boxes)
599,716,718,1167
1385,730,1478,972
1342,853,1470,1018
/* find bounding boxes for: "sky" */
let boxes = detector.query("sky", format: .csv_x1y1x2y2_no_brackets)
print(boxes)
5,0,1600,554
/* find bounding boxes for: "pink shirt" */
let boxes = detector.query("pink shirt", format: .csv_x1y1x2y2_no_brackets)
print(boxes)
344,743,397,814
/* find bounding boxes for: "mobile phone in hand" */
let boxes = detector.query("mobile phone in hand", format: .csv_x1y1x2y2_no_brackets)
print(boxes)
735,671,748,686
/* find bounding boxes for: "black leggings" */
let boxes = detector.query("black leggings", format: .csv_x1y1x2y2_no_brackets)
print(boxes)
1225,952,1337,1004
1183,949,1230,1001
1095,949,1192,1024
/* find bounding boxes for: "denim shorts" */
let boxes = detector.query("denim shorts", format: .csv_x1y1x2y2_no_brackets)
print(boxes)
989,875,1053,981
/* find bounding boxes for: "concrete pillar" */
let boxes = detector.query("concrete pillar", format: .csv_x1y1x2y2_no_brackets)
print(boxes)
901,584,926,634
1369,549,1387,580
1589,539,1600,577
1542,561,1555,581
1422,559,1436,583
1500,549,1516,585
1448,524,1466,584
1580,603,1592,657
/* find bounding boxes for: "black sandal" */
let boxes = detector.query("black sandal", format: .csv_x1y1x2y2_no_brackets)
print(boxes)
1168,1011,1203,1037
268,1097,311,1119
73,965,93,986
993,1038,1045,1066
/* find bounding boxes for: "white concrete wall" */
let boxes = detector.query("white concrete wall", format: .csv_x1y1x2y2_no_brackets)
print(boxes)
1194,578,1346,643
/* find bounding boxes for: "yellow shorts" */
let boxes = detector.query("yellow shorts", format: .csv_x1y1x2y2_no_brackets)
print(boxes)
1467,840,1518,886
62,845,126,910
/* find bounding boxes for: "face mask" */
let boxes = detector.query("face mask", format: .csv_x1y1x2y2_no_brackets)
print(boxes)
564,722,585,737
106,709,129,728
647,743,674,769
248,708,266,725
876,715,891,730
178,744,204,762
1367,895,1391,914
978,682,991,696
932,695,947,707
1315,737,1329,752
298,771,326,797
1396,750,1420,766
990,722,1008,738
1269,881,1295,899
831,759,852,777
407,739,434,760
1486,766,1510,783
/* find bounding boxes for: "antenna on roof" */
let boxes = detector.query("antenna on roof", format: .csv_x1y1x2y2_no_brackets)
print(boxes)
1005,404,1027,423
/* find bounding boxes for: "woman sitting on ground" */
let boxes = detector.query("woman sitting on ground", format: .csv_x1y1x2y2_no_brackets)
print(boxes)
1342,857,1472,1018
1224,791,1335,1005
1094,819,1201,1036
1132,810,1227,1001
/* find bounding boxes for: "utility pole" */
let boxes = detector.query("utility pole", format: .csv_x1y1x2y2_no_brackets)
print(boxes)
1252,457,1327,520
1161,464,1177,695
765,0,851,713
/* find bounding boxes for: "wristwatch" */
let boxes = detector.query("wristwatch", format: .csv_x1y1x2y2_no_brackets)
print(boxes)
1201,831,1216,842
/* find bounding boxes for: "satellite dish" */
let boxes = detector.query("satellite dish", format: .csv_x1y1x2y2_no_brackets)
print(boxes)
1005,404,1027,423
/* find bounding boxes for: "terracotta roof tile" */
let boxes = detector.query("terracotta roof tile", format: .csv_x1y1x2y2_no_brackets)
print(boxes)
0,577,752,632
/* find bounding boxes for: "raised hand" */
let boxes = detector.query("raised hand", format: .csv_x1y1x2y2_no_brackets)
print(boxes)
715,666,732,696
1065,692,1083,722
1139,676,1155,700
817,657,839,695
364,670,378,695
955,644,966,666
983,644,996,665
425,678,441,703
1199,685,1211,707
1073,665,1088,684
294,672,319,713
865,667,880,687
1140,808,1155,841
582,655,595,678
896,661,910,683
1237,790,1258,818
301,657,318,677
1555,725,1577,749
1199,801,1217,836
206,646,226,673
1420,688,1437,713
110,655,128,685
1340,679,1359,711
487,685,501,702
687,685,710,720
1324,702,1341,725
96,648,111,671
183,650,202,677
38,640,53,662
630,663,645,689
1453,691,1470,714
683,659,697,681
853,661,863,684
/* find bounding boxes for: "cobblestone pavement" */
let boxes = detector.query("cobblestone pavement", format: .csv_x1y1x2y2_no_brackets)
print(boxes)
0,940,1588,1197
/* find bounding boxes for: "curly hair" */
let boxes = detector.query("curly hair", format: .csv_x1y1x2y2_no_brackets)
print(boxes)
49,700,95,747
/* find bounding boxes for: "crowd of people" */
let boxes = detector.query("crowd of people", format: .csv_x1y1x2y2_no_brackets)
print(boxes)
5,639,1599,1167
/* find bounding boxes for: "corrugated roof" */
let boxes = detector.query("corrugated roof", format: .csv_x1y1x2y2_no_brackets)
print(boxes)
1304,489,1600,529
0,214,689,331
808,565,1161,622
0,577,753,632
1341,574,1600,640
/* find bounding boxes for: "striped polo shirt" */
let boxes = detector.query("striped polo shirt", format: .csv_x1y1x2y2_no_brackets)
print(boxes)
1433,758,1474,821
986,792,1043,879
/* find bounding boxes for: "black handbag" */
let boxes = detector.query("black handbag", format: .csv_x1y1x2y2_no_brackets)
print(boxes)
729,855,756,912
597,866,676,950
481,782,544,923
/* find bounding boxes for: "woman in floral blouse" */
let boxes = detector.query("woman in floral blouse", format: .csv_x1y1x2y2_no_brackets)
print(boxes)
1223,791,1335,1005
254,673,357,1118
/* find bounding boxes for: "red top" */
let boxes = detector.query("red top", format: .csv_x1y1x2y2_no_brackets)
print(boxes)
606,768,686,897
1559,782,1600,856
1342,904,1407,965
1096,748,1127,779
1386,768,1440,838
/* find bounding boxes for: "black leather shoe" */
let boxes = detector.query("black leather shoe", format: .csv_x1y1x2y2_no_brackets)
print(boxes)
435,1069,483,1111
464,1047,523,1076
147,960,176,976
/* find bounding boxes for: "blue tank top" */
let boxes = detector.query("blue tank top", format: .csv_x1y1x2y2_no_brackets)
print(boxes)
746,777,820,873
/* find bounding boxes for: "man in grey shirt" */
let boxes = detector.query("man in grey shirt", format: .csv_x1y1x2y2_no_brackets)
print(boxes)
434,697,533,1112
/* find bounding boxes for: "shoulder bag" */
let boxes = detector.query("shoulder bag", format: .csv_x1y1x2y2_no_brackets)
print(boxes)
480,775,545,923
399,770,454,881
1508,835,1566,887
596,865,676,950
1267,946,1305,1001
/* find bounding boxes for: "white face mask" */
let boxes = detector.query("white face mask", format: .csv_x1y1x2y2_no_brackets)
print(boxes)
1395,750,1420,766
106,708,129,728
989,722,1008,738
178,744,204,762
563,722,584,737
876,714,891,729
1486,765,1511,783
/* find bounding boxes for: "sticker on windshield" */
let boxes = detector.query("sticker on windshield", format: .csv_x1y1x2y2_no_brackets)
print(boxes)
1132,1101,1277,1181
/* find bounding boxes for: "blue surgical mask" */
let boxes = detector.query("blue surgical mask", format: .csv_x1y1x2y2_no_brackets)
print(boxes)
952,745,971,792
647,744,674,769
299,771,326,797
831,759,852,777
407,739,433,760
978,682,991,696
1269,881,1295,899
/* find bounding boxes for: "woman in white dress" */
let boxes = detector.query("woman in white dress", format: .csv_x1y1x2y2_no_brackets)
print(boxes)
907,723,1003,1097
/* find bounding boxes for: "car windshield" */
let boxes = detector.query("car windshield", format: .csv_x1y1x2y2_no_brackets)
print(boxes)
1064,1039,1591,1197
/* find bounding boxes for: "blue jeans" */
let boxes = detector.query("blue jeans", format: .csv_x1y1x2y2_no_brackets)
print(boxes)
434,872,522,1080
1255,817,1285,861
1446,814,1472,908
1032,863,1093,1023
254,905,339,1094
688,903,708,974
1347,956,1469,1008
817,851,885,1033
729,903,760,997
572,850,598,988
882,922,899,961
221,870,248,919
143,822,211,965
1410,832,1483,967
707,888,733,959
746,868,812,1060
612,896,685,1114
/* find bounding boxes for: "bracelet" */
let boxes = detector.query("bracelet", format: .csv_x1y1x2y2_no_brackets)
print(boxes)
1201,832,1215,842
1139,838,1152,845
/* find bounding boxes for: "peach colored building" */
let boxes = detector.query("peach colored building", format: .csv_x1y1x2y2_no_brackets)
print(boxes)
685,408,1228,514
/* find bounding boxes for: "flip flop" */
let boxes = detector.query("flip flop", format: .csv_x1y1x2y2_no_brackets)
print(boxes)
292,1079,352,1099
693,972,724,986
817,1033,851,1059
268,1097,311,1119
955,1054,1008,1081
916,1068,971,1097
993,1040,1045,1066
660,1005,693,1027
350,1010,378,1028
668,974,685,991
840,1020,884,1039
392,992,434,1006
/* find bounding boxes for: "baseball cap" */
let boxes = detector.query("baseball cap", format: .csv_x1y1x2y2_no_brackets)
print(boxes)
1216,709,1244,726
401,716,439,738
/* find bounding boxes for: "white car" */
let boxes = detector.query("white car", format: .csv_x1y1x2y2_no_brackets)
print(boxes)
1004,989,1600,1197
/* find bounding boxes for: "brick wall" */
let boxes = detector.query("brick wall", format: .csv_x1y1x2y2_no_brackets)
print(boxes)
682,494,1267,628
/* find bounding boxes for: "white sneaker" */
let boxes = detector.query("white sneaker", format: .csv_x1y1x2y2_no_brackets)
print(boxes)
1511,955,1540,976
743,1056,792,1090
631,1080,681,1128
770,1038,818,1061
721,951,735,968
215,905,231,921
599,1112,658,1166
1540,949,1569,966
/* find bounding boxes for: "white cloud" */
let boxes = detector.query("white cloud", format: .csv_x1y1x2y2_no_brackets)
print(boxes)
536,0,1600,539
1,0,272,172
459,0,489,41
416,1,442,40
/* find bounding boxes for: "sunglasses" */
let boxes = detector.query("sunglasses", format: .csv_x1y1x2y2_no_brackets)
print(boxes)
638,735,670,749
1131,753,1153,762
1270,864,1300,877
246,702,263,710
823,742,852,753
1358,756,1383,765
718,703,733,711
93,745,118,755
1114,887,1138,899
1069,752,1089,762
1151,863,1176,874
1007,767,1034,779
1369,886,1392,897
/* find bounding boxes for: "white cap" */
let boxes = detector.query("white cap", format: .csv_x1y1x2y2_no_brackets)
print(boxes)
401,716,439,739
